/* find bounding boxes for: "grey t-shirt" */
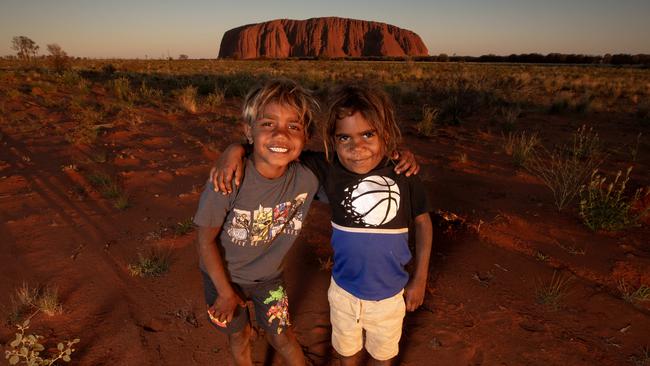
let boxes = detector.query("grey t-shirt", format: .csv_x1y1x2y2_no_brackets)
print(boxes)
194,160,319,285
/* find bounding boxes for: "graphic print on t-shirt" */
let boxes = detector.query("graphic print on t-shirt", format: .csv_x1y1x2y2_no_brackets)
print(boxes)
340,175,401,227
226,193,308,245
227,209,251,243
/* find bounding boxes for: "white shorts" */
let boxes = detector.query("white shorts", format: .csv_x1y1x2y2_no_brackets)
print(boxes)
327,278,406,361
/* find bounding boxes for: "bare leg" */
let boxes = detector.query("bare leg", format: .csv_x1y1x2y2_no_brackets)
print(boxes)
338,350,362,366
266,327,306,366
227,324,253,366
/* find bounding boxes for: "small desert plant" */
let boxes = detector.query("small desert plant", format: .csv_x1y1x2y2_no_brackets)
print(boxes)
174,218,194,236
499,105,521,132
5,320,79,365
86,172,130,209
415,105,439,137
10,283,62,323
579,167,648,231
203,88,225,112
630,346,650,366
504,131,539,167
178,85,198,113
527,148,600,211
111,77,132,102
535,271,572,309
457,152,468,164
569,125,600,160
527,126,602,211
617,280,650,304
128,248,172,277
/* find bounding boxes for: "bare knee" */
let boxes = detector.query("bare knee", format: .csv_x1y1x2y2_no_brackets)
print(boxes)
228,324,252,347
266,328,294,349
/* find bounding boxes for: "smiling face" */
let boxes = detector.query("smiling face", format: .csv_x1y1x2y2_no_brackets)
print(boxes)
334,111,386,174
245,102,306,179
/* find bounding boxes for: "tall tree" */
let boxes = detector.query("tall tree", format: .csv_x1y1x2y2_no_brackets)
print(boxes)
11,36,39,62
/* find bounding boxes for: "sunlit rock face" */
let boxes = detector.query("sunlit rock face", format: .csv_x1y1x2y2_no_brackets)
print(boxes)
218,17,428,59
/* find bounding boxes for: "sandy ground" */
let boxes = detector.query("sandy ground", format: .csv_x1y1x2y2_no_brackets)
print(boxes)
1,73,649,365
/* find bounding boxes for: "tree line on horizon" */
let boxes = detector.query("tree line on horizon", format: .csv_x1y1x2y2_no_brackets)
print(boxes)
7,35,650,66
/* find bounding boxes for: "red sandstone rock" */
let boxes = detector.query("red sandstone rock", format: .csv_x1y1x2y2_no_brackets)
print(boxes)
218,17,428,59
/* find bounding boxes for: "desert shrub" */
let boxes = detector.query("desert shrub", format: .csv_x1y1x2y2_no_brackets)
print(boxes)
46,44,70,73
137,81,162,105
60,70,81,86
439,71,486,125
499,105,521,132
128,247,172,277
618,280,650,304
5,320,79,365
415,105,439,137
174,218,194,236
202,88,225,112
115,106,144,127
569,125,600,160
10,283,62,323
579,167,648,231
535,271,572,310
504,131,539,167
86,172,130,209
65,105,103,145
527,126,603,210
110,77,132,102
177,85,198,113
527,148,600,211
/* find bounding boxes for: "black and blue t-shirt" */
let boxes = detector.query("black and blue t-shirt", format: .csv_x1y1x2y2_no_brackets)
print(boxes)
301,152,432,301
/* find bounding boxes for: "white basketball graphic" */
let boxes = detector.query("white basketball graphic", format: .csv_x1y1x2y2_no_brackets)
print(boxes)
343,175,400,226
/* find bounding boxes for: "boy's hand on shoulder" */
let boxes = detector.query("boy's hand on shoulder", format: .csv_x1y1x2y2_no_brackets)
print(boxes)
209,289,246,324
404,277,426,312
210,144,247,194
392,149,420,176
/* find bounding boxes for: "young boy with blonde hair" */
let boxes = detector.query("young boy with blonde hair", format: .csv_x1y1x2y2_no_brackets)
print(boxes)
194,78,319,366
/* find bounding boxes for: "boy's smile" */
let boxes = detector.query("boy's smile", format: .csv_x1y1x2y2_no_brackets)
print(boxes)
334,111,385,174
245,102,306,179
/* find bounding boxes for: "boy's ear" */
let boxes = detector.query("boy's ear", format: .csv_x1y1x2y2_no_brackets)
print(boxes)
243,124,253,144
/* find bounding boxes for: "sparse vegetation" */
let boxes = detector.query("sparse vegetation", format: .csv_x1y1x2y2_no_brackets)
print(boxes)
128,247,172,277
174,218,194,236
527,126,602,211
415,104,439,137
5,320,79,365
630,346,650,366
178,85,198,113
618,280,650,304
504,130,539,167
86,172,130,209
535,271,572,309
10,283,62,323
579,167,648,231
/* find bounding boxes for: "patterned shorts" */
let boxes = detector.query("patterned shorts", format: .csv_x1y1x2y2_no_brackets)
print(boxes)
201,272,291,335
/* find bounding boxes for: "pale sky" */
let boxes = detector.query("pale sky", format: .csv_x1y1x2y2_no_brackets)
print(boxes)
1,0,649,58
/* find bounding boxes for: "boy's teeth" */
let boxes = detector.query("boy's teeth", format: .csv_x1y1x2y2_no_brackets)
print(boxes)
269,147,288,153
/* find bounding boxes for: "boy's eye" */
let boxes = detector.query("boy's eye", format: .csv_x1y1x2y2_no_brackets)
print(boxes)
337,135,350,142
288,123,303,131
363,131,376,138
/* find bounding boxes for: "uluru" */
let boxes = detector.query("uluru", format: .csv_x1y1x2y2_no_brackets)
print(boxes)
218,17,429,59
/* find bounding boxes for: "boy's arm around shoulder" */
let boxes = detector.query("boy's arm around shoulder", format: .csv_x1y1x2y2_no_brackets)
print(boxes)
210,143,248,194
404,212,433,312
